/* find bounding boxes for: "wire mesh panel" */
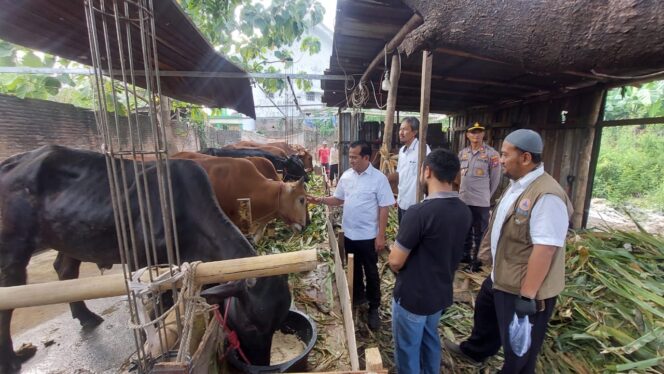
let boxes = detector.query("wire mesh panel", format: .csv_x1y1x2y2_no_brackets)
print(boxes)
84,0,183,371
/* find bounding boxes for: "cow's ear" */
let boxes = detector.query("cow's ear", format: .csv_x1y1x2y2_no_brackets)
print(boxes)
200,279,253,304
298,176,305,186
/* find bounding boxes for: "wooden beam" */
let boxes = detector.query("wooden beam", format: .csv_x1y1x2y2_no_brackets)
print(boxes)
400,70,546,91
326,206,360,370
582,125,604,228
0,250,317,310
599,116,664,127
346,253,354,306
365,347,384,370
381,54,401,170
571,90,605,229
237,198,252,234
434,47,606,81
358,14,423,85
396,85,500,100
416,51,433,202
435,47,509,65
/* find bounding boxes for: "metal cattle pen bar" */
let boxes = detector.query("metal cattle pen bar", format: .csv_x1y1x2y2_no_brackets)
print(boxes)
84,0,182,370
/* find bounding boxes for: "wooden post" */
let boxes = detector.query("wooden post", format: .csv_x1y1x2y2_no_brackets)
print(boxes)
416,51,433,202
153,362,188,374
325,207,360,370
237,198,252,234
365,347,384,371
338,230,346,266
572,89,605,229
380,54,401,173
346,253,354,306
0,250,317,310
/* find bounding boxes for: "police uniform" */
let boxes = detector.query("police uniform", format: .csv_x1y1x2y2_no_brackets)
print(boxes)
458,124,501,266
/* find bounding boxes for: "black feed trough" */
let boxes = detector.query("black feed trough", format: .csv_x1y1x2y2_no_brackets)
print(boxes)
228,309,317,373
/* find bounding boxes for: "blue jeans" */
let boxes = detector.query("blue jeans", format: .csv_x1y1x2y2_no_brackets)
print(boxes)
392,298,443,374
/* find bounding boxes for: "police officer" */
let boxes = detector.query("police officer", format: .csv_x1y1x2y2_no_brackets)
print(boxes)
458,122,501,271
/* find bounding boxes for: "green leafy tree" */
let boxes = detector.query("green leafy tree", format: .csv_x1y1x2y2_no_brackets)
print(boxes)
179,0,324,94
1,0,325,118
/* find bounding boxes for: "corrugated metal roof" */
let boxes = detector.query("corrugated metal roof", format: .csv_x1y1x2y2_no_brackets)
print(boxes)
0,0,256,118
322,0,662,114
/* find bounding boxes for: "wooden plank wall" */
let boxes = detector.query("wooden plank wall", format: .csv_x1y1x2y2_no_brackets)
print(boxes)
449,88,605,226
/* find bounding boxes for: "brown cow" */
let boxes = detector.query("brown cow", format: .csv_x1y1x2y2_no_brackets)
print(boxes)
246,156,280,181
172,152,307,240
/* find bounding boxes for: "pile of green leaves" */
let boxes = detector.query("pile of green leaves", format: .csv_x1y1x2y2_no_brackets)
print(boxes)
366,225,664,373
546,229,663,373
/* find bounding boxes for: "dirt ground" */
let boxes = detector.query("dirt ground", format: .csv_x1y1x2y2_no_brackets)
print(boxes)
587,198,664,234
11,250,134,373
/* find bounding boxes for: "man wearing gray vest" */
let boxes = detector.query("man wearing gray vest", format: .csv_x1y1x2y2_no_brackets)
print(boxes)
444,129,572,374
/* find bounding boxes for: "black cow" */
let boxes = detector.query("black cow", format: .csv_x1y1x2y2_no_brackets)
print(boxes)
200,147,308,182
0,145,290,373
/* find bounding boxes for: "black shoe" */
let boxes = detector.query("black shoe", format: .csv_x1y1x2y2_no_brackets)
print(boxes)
443,338,482,366
368,308,380,331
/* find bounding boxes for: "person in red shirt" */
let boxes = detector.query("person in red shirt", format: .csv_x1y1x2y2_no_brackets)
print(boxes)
317,141,331,176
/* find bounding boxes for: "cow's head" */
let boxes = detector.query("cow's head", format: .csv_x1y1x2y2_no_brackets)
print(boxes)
284,155,308,182
298,149,314,172
202,275,291,366
278,177,308,232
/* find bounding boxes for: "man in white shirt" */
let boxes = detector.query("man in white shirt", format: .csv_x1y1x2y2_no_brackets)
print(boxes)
309,140,395,330
396,117,431,223
444,129,572,374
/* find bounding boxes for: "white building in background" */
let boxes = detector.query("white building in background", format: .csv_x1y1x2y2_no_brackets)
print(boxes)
252,23,334,137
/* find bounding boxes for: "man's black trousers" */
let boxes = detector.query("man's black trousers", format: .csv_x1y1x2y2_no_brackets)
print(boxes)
459,277,556,374
464,205,489,261
344,237,380,310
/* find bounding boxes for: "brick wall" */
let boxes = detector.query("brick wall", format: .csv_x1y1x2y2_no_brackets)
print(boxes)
0,94,254,160
0,94,103,160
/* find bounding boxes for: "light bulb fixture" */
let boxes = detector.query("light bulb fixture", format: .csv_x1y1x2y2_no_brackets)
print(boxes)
381,45,391,91
381,70,391,91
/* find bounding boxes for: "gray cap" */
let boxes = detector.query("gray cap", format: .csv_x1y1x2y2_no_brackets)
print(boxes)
504,129,543,154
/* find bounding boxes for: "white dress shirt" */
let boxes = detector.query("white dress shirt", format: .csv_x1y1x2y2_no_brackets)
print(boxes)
396,138,431,210
334,164,395,240
490,165,569,279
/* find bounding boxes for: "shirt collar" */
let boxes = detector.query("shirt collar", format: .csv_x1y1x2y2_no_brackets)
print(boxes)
425,191,459,200
511,164,544,189
353,163,375,176
404,138,419,152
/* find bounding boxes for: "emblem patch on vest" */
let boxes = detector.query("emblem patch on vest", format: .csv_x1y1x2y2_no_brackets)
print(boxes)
514,198,531,224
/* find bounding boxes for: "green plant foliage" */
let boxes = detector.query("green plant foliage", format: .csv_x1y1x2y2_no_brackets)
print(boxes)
179,0,324,95
593,81,664,210
604,81,664,120
593,124,664,210
294,70,313,92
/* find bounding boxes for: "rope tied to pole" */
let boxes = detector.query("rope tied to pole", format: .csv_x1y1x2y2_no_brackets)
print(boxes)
127,262,214,364
379,144,398,175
